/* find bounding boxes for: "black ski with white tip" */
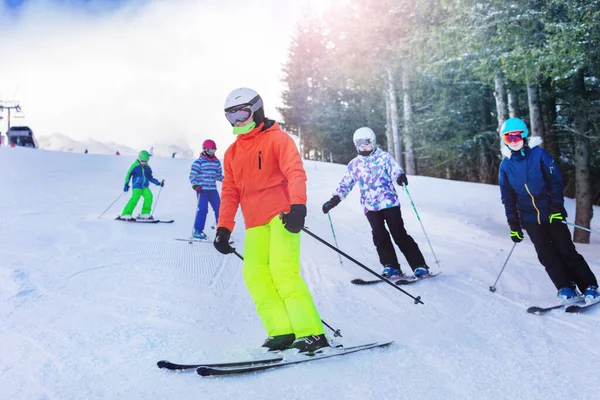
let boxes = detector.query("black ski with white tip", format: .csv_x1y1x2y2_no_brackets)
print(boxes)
116,217,174,223
157,355,283,371
527,296,584,315
196,341,393,376
351,272,440,286
565,298,600,313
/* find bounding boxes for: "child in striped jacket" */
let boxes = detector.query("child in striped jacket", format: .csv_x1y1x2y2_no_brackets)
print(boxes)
189,140,224,239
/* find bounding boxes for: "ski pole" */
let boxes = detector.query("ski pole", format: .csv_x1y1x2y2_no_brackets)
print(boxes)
98,191,126,219
489,242,517,293
327,214,344,268
563,220,600,236
301,226,423,305
231,249,342,337
402,184,440,268
150,182,164,218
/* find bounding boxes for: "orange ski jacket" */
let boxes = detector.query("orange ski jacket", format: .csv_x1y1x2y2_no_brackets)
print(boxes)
218,121,307,232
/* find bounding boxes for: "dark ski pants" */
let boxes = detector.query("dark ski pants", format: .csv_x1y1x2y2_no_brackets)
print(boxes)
194,190,221,232
523,221,598,292
365,206,426,271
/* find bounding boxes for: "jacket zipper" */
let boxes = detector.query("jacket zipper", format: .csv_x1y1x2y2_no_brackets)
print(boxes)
258,151,262,170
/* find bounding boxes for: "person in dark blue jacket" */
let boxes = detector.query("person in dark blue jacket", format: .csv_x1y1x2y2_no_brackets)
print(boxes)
120,150,164,220
498,118,599,303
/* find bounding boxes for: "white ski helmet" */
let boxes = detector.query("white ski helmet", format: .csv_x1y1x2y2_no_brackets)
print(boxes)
353,127,377,155
223,87,264,126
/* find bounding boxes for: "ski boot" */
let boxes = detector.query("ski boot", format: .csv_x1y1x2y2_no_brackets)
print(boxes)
288,334,330,354
557,286,578,303
583,286,599,304
261,334,295,352
193,230,208,240
413,266,430,279
381,265,403,279
137,214,154,220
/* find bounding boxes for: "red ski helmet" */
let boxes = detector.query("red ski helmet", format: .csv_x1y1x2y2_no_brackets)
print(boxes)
202,140,217,150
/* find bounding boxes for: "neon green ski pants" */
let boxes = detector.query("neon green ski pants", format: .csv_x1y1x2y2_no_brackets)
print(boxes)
121,187,153,216
243,215,324,338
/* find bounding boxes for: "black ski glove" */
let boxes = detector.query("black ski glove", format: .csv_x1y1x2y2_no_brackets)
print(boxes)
159,180,165,187
549,206,565,224
213,228,234,254
322,195,341,214
396,173,408,186
509,220,524,243
193,185,203,194
281,204,306,234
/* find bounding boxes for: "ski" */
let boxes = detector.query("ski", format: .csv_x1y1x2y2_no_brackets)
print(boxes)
115,217,174,224
174,238,234,244
527,296,584,315
196,341,393,376
565,298,600,313
175,238,212,243
351,272,440,286
350,278,388,285
395,272,442,286
157,355,283,371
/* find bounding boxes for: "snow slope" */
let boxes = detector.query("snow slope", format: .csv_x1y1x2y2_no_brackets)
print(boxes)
36,132,195,158
36,132,137,155
1,146,599,400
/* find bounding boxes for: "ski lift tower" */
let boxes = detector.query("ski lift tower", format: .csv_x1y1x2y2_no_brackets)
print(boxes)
0,101,22,131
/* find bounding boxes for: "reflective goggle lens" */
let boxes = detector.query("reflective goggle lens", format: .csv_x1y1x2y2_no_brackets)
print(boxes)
205,148,216,155
503,131,524,144
355,139,372,148
225,107,252,125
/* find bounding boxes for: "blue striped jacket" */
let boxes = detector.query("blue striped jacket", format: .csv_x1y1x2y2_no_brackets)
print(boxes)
189,154,224,190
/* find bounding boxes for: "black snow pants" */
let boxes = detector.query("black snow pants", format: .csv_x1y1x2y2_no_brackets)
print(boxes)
365,206,426,272
523,221,598,292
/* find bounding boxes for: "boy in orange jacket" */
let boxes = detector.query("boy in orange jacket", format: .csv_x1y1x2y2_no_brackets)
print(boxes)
213,88,328,354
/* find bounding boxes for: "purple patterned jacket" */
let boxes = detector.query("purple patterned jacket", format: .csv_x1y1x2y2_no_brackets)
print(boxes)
333,148,404,214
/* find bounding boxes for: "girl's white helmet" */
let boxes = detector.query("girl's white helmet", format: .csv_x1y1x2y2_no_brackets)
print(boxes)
353,127,377,156
353,127,376,146
224,87,263,112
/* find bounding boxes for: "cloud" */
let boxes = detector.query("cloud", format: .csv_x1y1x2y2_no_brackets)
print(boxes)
0,0,304,152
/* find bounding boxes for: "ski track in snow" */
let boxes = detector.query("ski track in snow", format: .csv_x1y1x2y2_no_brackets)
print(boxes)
1,147,599,399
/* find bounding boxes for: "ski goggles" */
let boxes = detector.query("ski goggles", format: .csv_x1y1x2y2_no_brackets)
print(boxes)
503,131,524,144
225,106,253,125
224,95,264,125
205,148,216,156
355,139,373,148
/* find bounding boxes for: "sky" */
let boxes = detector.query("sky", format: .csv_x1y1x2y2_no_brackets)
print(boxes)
0,0,330,153
1,146,600,399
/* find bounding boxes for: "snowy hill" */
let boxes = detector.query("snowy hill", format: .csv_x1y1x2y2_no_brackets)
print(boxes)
1,146,599,399
36,132,195,158
36,132,137,155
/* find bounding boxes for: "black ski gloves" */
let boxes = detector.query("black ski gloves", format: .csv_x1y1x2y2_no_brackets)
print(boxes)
397,173,408,186
214,228,234,254
322,195,341,214
280,204,306,234
193,185,203,194
549,206,565,224
509,220,524,243
159,180,165,187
